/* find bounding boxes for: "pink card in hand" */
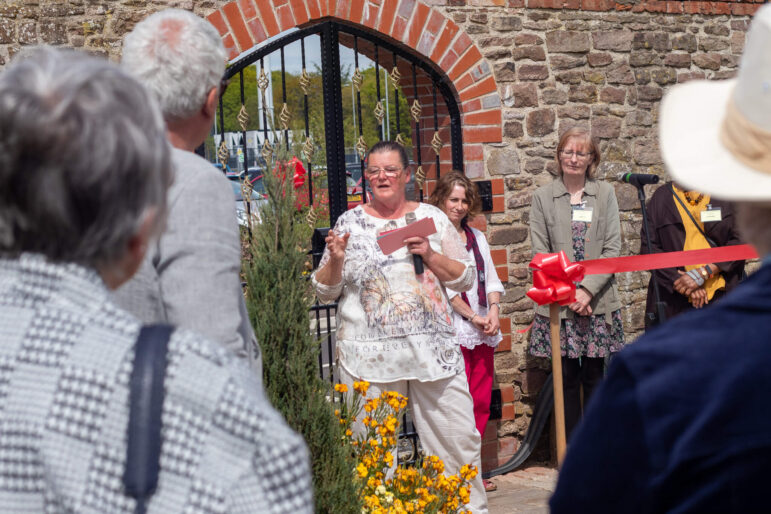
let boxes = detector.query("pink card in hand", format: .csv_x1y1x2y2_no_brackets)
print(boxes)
376,217,437,255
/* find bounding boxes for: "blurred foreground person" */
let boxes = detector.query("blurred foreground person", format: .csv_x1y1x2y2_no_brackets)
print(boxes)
0,47,311,513
115,9,261,371
551,5,771,512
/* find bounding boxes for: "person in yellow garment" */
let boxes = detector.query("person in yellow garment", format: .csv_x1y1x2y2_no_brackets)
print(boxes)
640,182,745,328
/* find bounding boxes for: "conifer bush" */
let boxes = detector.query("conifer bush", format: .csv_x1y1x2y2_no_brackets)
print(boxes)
242,157,359,513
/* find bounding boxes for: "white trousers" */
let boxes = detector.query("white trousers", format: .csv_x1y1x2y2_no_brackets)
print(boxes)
341,368,489,514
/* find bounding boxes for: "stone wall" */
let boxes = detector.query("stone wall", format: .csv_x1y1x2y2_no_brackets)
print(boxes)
444,5,751,468
0,0,759,468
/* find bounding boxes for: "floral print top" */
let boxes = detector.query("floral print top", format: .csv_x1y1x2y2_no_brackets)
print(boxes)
312,203,475,382
529,219,625,359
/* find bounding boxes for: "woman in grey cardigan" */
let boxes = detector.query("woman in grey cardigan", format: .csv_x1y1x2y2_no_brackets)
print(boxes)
528,127,624,440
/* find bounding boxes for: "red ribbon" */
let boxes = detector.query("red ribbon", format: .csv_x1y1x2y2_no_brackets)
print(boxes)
526,251,585,306
580,244,758,275
518,244,759,332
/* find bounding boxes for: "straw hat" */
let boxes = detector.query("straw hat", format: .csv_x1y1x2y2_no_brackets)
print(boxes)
659,4,771,201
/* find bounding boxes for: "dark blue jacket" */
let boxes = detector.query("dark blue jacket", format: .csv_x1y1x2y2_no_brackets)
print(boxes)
551,263,771,513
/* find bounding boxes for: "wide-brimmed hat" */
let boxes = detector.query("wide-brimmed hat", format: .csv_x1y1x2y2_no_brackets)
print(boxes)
660,4,771,201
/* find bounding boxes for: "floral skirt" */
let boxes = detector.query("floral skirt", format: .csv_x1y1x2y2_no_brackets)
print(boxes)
529,309,625,359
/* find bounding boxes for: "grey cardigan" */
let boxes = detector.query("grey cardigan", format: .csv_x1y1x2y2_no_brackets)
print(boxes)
529,177,622,321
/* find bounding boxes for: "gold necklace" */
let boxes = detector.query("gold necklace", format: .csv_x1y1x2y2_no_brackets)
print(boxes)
683,191,704,206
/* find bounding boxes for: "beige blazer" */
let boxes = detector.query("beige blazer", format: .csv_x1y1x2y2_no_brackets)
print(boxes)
529,177,622,321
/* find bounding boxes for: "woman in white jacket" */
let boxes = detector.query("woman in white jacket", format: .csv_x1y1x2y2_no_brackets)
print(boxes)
430,171,505,492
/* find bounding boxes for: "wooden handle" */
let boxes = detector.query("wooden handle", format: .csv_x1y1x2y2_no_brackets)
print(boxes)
549,303,567,465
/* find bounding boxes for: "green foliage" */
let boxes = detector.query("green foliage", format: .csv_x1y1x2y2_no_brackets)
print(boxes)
243,156,359,514
341,66,413,152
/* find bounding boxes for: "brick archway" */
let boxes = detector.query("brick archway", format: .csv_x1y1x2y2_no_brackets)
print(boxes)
206,0,503,199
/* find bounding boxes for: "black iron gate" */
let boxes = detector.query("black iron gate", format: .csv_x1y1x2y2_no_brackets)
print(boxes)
213,20,463,230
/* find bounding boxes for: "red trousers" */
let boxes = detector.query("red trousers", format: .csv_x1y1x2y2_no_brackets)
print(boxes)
461,344,495,439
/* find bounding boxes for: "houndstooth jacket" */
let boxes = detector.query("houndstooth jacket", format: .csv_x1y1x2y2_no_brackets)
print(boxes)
0,254,313,513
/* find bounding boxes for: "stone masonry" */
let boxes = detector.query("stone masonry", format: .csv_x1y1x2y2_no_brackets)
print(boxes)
0,0,759,469
451,6,751,468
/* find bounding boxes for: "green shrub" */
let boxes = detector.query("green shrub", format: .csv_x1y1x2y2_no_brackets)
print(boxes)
243,158,358,514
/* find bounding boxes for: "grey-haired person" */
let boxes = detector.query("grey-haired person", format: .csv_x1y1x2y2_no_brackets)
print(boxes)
0,47,311,512
552,5,771,512
114,9,261,373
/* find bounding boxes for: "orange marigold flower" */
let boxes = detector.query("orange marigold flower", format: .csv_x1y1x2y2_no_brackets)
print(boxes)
334,383,348,393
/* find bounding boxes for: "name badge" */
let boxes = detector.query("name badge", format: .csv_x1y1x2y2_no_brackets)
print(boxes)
701,207,722,223
572,207,593,223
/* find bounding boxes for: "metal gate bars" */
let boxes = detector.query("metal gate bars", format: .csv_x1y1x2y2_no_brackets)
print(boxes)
213,20,464,230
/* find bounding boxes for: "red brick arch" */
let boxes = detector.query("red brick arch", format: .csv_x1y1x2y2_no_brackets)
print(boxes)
205,0,503,188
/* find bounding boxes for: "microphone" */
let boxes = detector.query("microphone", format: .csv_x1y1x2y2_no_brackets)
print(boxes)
404,212,424,275
618,173,659,188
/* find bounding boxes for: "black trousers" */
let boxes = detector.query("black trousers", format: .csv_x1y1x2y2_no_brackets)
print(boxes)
562,357,605,441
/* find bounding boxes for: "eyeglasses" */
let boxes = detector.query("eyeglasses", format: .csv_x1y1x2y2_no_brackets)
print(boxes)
560,150,593,160
364,166,403,178
219,77,230,100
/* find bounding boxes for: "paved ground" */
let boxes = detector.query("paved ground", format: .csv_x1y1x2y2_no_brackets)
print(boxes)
485,465,559,514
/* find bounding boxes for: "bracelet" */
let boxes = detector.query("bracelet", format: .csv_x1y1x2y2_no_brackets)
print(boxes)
469,313,478,322
686,269,705,286
704,264,714,277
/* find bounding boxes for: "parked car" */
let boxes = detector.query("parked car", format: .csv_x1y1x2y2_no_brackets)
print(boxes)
246,166,263,183
229,177,266,227
215,162,242,180
246,168,268,199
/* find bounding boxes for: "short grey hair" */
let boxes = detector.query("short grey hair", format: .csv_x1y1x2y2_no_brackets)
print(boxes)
121,9,226,121
0,46,172,269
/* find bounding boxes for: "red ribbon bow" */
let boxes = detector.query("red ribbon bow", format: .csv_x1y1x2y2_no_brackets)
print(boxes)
526,251,585,306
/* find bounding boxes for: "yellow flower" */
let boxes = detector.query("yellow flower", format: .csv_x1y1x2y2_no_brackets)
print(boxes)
458,486,470,505
364,398,380,413
357,463,369,478
459,464,478,480
334,383,348,393
353,380,371,395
